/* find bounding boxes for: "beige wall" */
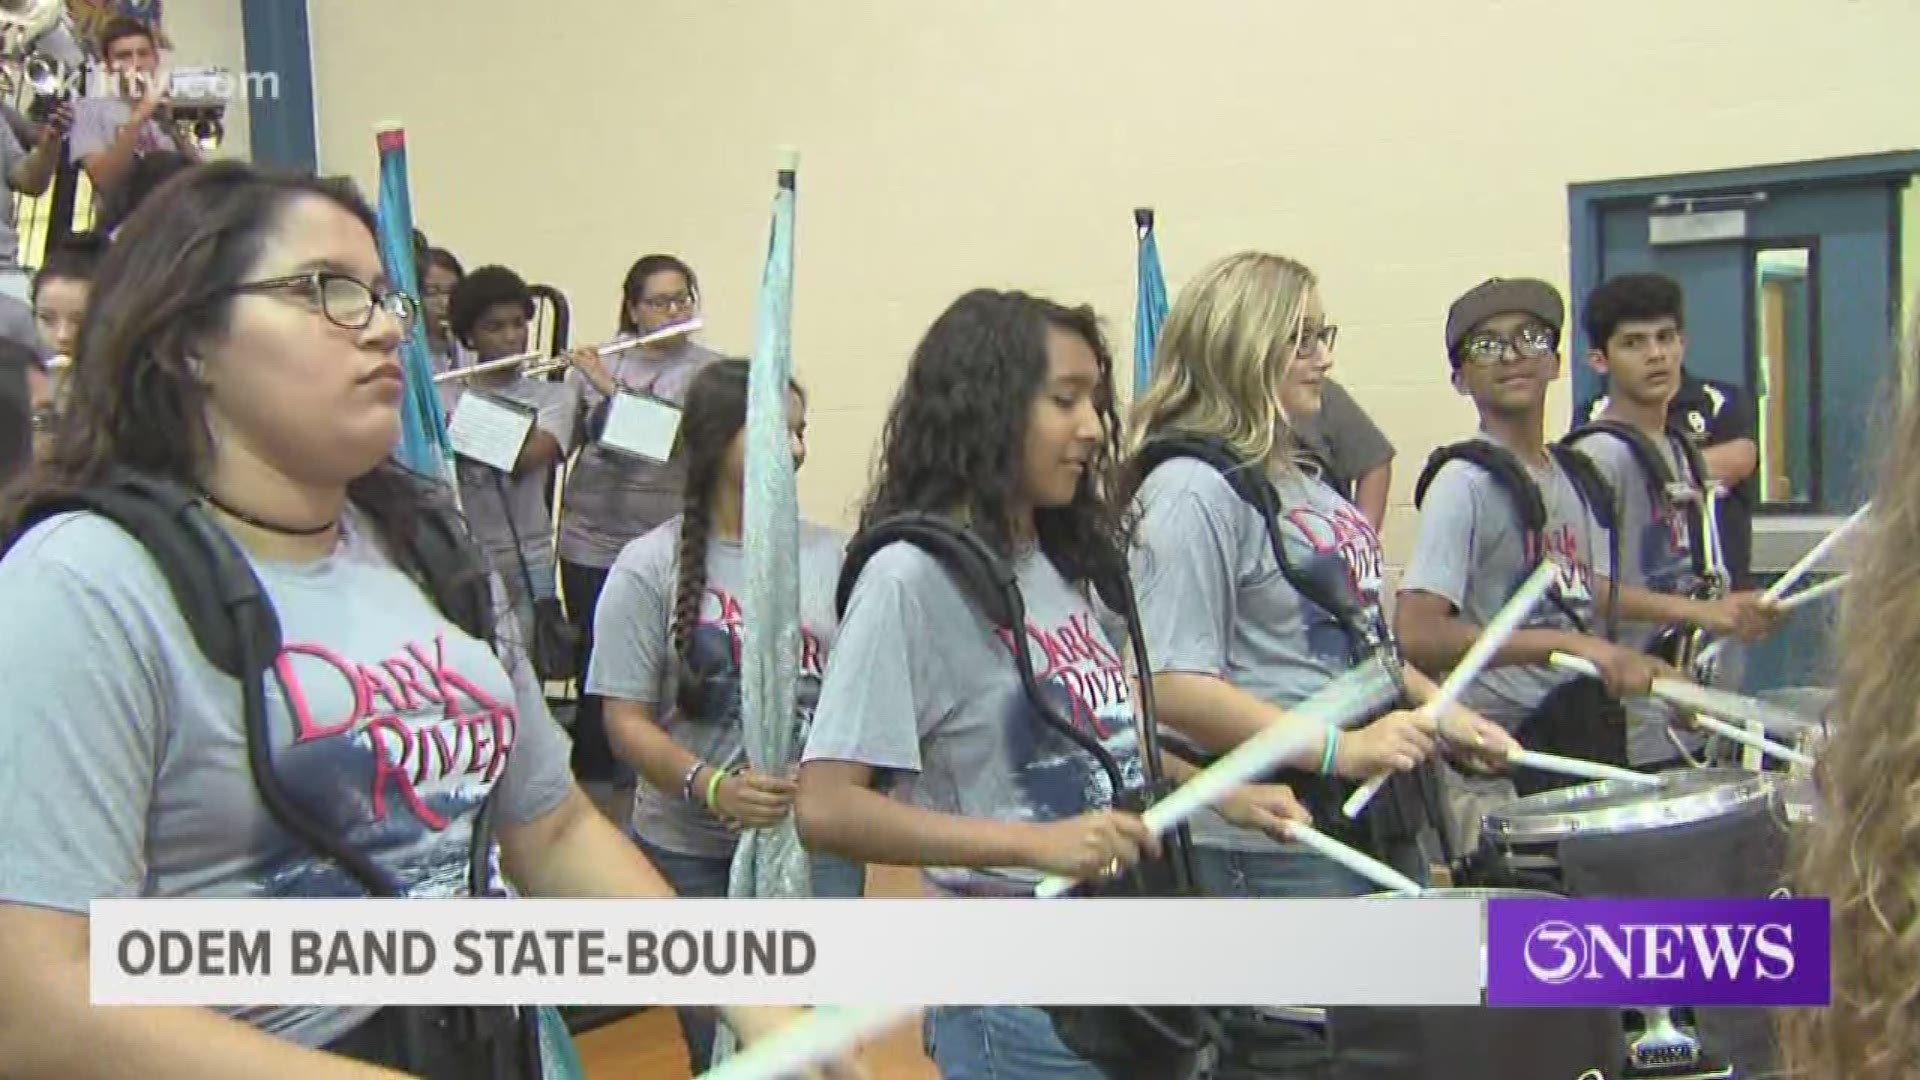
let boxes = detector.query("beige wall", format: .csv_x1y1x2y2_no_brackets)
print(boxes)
310,0,1920,558
149,0,252,161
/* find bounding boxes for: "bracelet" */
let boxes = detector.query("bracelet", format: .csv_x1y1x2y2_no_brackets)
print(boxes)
680,761,706,804
704,766,729,813
1319,728,1339,775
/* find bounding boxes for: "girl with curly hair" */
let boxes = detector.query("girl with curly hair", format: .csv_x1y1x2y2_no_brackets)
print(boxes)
796,288,1306,1078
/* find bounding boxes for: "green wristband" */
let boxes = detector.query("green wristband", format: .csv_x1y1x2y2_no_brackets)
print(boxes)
705,766,728,812
1320,728,1339,775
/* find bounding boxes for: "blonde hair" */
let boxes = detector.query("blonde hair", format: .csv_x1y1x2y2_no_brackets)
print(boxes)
1126,251,1318,468
1776,300,1920,1079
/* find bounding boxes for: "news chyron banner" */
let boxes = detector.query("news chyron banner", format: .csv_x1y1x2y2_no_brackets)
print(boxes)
88,897,1829,1008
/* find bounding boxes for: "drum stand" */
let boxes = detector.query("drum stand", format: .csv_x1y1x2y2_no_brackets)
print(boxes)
1624,1007,1733,1079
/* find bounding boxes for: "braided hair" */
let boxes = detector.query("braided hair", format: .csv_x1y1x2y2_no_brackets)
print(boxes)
667,359,806,715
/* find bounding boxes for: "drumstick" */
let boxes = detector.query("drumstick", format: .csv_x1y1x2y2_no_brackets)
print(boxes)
1286,822,1424,895
698,1004,919,1080
1343,560,1560,819
1031,664,1392,899
1775,573,1848,612
1767,505,1869,602
1546,653,1815,767
1687,713,1816,768
1506,747,1662,786
1696,506,1868,671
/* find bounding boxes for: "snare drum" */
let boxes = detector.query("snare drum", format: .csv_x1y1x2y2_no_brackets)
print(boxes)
1321,889,1625,1080
1482,768,1787,896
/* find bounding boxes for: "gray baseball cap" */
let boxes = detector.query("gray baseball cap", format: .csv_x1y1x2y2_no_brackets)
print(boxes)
1444,278,1564,366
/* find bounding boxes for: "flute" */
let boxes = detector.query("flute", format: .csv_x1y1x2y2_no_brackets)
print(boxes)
431,318,705,384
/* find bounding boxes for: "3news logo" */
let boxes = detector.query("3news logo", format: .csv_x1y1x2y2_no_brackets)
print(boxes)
1485,899,1830,1006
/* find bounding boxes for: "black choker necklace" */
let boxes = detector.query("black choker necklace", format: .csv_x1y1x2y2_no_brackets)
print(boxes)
201,491,338,537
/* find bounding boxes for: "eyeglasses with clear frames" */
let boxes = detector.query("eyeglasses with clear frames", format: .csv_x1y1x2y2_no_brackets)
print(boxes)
1294,323,1339,359
225,271,420,332
1459,324,1557,367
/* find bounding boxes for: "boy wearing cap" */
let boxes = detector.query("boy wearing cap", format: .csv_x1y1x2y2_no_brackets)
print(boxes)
1397,280,1778,799
1391,282,1655,841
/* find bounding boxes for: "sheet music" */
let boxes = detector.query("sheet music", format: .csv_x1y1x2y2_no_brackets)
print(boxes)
448,390,537,473
602,390,683,464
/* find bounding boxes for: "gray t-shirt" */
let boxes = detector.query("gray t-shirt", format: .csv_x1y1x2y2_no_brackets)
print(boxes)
801,540,1144,897
1399,433,1612,730
1292,380,1393,491
1569,427,1702,764
0,507,575,1048
69,95,171,167
556,340,722,568
587,517,847,857
1133,458,1392,851
451,374,576,620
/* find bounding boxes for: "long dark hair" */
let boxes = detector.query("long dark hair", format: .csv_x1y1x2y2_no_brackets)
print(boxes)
668,359,806,716
1,160,432,562
861,288,1130,586
617,254,699,334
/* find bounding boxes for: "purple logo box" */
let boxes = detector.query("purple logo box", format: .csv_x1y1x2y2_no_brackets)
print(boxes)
1486,898,1829,1007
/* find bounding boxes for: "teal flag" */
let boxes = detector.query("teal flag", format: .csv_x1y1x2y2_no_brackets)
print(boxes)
710,153,807,1066
375,127,455,487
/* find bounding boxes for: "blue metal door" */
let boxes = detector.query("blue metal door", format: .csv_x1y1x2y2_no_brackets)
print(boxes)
1570,152,1920,693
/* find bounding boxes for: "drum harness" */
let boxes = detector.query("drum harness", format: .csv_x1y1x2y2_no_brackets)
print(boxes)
836,512,1218,1080
5,469,541,1077
1562,419,1732,767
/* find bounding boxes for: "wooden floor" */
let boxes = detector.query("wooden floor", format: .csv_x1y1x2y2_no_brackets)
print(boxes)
573,863,939,1079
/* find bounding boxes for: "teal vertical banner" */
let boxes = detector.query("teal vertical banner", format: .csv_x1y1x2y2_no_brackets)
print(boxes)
241,0,316,170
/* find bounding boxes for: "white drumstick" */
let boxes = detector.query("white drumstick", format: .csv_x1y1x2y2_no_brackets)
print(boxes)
1775,574,1848,612
1697,507,1868,671
1287,822,1424,895
1506,747,1662,786
1768,505,1869,602
1344,560,1560,819
1547,652,1815,767
1689,713,1816,768
698,1004,918,1080
1032,665,1391,898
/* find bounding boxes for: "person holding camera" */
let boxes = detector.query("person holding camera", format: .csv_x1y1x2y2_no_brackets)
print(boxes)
69,17,201,204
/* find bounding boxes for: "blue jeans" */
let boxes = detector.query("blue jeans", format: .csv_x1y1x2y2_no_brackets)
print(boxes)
1190,842,1380,899
633,835,865,1071
923,1005,1108,1080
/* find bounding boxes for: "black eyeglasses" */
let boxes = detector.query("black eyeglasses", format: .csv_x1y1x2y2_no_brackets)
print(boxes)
638,290,697,313
1459,324,1557,367
226,271,419,331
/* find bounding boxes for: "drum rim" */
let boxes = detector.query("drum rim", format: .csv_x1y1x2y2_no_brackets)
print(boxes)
1482,768,1779,844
